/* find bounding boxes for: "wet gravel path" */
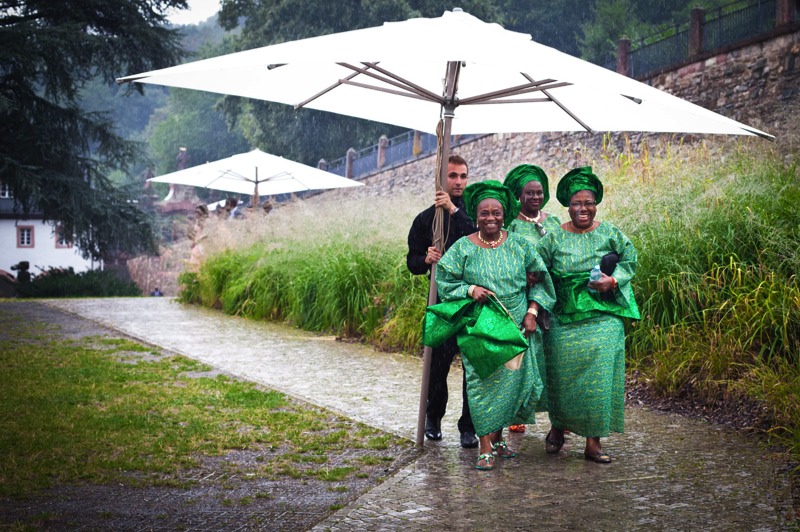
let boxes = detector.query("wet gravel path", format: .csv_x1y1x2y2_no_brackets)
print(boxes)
24,298,799,529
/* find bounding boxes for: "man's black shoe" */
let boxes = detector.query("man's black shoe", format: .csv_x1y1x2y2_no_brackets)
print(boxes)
460,431,479,448
425,417,442,440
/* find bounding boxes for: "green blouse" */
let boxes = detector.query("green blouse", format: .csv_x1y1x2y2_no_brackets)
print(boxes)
508,213,562,245
537,221,640,324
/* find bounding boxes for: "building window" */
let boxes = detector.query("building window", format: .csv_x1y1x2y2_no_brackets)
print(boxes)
55,225,72,249
0,182,11,199
17,226,34,248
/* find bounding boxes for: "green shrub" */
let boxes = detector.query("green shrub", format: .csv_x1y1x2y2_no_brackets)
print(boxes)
17,268,141,298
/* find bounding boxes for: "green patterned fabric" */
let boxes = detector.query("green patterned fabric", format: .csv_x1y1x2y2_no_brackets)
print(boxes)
508,214,562,245
503,164,550,207
556,166,604,206
537,221,639,437
462,180,520,227
423,297,528,379
436,232,555,436
507,213,561,412
543,313,626,436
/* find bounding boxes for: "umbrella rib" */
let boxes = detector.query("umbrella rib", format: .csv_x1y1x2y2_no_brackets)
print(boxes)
477,97,551,104
359,62,444,102
521,74,594,133
458,79,567,105
295,69,364,109
339,79,435,102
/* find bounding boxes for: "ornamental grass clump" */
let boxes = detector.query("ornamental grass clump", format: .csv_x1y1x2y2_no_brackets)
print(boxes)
610,142,800,456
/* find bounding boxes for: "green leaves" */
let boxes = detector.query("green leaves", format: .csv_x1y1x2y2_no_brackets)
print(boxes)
1,0,189,260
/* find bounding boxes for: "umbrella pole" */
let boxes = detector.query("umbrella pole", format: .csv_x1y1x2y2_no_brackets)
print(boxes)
252,167,259,208
416,77,458,446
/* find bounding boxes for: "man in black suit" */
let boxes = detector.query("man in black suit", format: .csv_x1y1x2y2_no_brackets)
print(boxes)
406,154,478,448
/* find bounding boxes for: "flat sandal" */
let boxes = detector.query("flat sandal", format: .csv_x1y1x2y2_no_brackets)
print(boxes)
475,453,495,470
491,440,517,458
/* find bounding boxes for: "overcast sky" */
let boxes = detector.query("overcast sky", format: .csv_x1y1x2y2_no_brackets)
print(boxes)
167,0,222,26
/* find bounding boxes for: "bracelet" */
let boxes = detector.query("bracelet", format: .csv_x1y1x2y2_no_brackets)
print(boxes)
468,285,476,298
526,307,538,317
611,277,618,289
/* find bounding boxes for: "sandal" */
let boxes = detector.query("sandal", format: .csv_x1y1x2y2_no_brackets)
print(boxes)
491,440,517,459
508,424,526,433
584,450,612,464
475,453,495,470
545,429,564,454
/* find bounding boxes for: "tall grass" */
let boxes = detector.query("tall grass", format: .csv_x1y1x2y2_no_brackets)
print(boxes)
179,189,430,350
178,139,800,459
606,140,800,457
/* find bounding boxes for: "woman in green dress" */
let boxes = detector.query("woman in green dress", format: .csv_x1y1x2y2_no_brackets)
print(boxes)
436,180,555,470
503,164,561,434
537,167,640,464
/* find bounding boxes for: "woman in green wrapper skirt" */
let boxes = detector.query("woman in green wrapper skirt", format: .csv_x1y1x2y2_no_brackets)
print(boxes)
503,164,560,433
537,167,640,464
435,180,555,471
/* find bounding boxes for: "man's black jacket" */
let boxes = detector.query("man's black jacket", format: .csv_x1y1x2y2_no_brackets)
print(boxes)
406,197,475,276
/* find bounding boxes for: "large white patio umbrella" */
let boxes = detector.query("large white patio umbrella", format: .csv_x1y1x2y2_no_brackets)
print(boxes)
148,148,363,205
119,8,772,446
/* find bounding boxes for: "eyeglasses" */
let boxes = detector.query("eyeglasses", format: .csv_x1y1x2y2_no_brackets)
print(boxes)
568,201,597,208
535,222,547,237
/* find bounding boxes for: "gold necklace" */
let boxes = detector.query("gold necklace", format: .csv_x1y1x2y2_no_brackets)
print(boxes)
519,211,541,223
477,231,504,248
569,221,593,234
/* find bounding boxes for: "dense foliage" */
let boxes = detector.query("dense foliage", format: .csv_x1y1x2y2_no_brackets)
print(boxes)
0,0,190,260
17,268,142,298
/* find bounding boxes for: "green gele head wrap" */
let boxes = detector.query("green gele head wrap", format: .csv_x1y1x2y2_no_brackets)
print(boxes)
463,180,520,228
503,164,550,207
556,166,604,207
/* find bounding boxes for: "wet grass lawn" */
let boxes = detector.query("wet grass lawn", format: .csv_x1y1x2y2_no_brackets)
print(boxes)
0,303,415,529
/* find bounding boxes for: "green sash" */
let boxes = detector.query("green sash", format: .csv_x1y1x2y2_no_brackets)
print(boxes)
551,269,640,324
423,297,528,379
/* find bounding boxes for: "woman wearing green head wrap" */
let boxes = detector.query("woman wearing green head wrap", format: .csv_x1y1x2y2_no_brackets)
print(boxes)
537,166,640,464
503,164,561,433
435,180,556,470
504,164,561,241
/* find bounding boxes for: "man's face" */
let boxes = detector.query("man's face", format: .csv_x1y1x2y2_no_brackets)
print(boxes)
445,162,468,198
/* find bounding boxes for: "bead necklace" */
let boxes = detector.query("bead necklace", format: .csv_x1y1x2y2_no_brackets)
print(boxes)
519,211,541,223
477,231,504,248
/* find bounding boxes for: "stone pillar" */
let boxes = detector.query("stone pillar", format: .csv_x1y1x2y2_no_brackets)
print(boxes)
616,38,631,76
413,131,422,156
345,148,356,179
317,158,328,171
377,135,388,168
689,7,705,58
776,0,796,28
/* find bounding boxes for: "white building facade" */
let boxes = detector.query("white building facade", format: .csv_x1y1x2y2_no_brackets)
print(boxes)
0,183,98,276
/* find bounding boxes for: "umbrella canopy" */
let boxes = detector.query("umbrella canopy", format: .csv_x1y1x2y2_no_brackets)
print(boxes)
148,148,363,200
119,9,772,140
120,9,773,446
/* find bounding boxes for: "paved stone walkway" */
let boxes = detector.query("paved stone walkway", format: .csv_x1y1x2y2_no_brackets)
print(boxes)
44,298,794,530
